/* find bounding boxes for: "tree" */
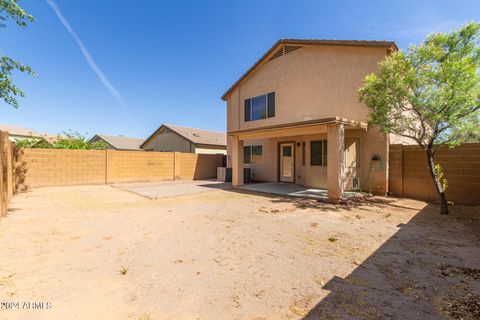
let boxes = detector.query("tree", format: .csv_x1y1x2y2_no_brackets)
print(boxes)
14,131,108,150
52,131,108,150
359,22,480,214
1,0,35,108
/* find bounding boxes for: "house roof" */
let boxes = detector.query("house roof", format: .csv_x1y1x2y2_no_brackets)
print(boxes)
0,124,43,137
221,38,398,101
91,134,144,150
141,124,226,149
0,124,59,142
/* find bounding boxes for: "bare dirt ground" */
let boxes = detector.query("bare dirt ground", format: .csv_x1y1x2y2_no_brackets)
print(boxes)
0,184,478,320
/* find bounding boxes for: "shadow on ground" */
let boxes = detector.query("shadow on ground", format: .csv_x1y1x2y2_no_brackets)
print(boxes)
299,203,480,320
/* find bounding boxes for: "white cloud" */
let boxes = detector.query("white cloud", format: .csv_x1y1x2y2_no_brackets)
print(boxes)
46,0,141,129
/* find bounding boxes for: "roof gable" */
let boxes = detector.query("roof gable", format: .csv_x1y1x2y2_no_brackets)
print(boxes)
221,39,398,101
91,134,144,150
140,124,226,149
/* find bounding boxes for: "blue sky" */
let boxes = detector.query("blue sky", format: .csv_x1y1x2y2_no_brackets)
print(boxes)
1,0,479,138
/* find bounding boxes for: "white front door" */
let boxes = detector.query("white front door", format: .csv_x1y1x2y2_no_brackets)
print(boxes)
280,143,294,183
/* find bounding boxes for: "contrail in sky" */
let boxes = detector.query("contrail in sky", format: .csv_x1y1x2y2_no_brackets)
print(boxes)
46,0,141,129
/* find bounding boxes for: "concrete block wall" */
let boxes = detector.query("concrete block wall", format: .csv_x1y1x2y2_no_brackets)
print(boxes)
0,131,14,217
18,149,224,188
175,153,225,180
106,150,175,184
389,143,480,205
22,149,106,187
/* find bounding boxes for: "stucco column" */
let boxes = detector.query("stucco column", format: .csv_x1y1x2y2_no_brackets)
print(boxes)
327,123,345,202
231,135,244,187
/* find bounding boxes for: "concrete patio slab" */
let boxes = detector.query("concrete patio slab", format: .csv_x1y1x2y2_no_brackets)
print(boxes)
112,180,231,199
239,182,363,201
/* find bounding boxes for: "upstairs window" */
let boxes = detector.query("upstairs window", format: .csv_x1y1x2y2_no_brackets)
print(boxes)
244,92,275,122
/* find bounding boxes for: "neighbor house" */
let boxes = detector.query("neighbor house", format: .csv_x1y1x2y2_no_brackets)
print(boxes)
0,124,58,145
89,134,144,150
140,124,226,154
222,39,399,202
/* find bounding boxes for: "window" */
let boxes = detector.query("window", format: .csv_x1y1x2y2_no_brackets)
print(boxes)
345,138,360,168
243,146,251,164
244,92,275,122
302,142,306,166
244,145,263,164
311,140,328,166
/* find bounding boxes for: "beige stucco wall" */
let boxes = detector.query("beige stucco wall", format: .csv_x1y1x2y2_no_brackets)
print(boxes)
225,43,391,194
240,127,388,193
142,130,194,152
226,44,389,132
194,146,227,155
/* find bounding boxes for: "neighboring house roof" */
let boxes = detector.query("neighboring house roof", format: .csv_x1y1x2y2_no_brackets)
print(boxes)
221,38,398,101
0,124,59,142
141,124,227,149
0,124,38,137
90,134,144,150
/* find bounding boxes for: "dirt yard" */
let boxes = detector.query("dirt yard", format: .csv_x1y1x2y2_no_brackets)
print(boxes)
0,183,479,320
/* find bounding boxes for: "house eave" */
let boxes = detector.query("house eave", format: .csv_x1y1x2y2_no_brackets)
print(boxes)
227,117,368,136
221,39,398,101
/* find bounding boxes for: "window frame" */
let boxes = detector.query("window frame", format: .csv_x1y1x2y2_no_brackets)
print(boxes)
244,92,275,122
302,141,306,166
310,140,328,166
243,145,263,164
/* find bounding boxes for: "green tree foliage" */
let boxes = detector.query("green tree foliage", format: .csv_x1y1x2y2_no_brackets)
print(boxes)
52,131,108,150
14,137,47,148
15,131,108,150
1,0,35,108
359,22,480,214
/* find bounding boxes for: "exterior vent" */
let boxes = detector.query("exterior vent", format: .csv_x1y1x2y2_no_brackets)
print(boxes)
284,45,302,54
269,48,284,61
351,177,360,190
268,45,303,61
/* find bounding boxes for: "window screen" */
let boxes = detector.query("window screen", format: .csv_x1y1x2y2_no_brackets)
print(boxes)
244,99,251,122
311,140,327,166
267,92,275,117
243,146,251,164
244,92,275,122
244,145,262,164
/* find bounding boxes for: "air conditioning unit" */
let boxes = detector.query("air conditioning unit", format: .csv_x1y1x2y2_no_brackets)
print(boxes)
351,177,360,190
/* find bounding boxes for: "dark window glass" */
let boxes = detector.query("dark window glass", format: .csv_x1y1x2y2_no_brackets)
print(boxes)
244,99,251,122
267,92,275,117
244,92,275,122
283,146,292,157
251,145,262,156
251,95,267,120
311,141,324,166
243,146,251,164
323,140,328,166
302,142,306,166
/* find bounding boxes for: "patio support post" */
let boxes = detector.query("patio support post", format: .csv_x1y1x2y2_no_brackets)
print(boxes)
327,123,345,202
231,135,244,187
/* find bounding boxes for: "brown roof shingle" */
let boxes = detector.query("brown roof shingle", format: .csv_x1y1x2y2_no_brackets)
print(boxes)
90,134,144,150
141,124,226,149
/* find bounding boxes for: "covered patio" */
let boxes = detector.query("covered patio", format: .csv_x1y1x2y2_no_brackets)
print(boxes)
229,117,371,203
238,182,364,202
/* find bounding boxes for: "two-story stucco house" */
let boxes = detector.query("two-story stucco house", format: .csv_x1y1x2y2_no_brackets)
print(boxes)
222,39,398,202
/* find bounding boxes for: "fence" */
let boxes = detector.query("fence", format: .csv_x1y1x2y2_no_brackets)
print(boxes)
17,148,224,188
1,129,479,218
0,132,14,218
389,143,480,205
